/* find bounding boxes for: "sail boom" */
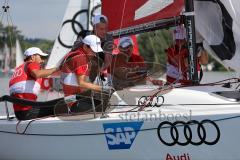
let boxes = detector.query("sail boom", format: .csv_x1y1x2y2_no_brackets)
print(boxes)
109,16,181,38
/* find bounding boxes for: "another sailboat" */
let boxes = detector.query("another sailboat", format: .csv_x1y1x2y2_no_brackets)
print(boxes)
2,42,10,74
8,39,24,75
0,0,240,160
15,39,24,67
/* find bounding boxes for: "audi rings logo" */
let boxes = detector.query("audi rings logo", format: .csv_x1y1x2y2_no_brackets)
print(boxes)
58,3,101,48
157,120,220,146
138,95,164,107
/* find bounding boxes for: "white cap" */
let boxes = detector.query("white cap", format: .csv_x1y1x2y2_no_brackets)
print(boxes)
82,35,103,53
119,36,133,48
174,25,186,40
24,47,48,57
92,15,108,25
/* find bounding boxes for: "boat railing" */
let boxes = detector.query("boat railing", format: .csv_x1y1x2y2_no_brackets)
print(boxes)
4,100,11,121
0,95,63,120
0,93,110,121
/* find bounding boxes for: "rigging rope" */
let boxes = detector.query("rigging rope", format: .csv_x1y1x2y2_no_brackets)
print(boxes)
138,77,240,111
106,0,128,90
0,0,7,22
92,0,105,116
0,77,240,133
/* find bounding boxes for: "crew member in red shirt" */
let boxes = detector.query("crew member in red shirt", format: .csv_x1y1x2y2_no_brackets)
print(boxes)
109,36,162,89
60,35,114,112
9,47,58,120
166,25,208,84
166,25,189,84
72,15,113,73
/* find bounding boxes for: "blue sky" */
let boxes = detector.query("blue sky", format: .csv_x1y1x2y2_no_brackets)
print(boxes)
1,0,69,40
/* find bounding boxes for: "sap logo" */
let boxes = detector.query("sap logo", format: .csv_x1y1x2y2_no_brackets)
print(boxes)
103,121,143,150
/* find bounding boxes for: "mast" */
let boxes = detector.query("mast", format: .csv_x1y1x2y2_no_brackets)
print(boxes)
185,0,198,84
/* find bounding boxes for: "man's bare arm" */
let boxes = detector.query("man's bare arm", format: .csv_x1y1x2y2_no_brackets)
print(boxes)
31,68,58,78
77,75,102,92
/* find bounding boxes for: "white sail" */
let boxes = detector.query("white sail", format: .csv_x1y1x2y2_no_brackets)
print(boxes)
3,43,10,73
15,39,24,67
195,0,240,72
46,0,101,69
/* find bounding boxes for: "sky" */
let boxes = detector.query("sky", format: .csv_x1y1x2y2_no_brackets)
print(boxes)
1,0,69,40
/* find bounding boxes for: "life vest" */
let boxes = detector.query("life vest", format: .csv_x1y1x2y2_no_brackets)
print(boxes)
166,45,189,84
166,45,204,84
60,49,90,96
9,62,42,111
108,54,147,88
9,63,42,96
128,54,145,68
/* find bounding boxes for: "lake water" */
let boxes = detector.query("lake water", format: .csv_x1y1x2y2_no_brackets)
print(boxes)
0,72,239,116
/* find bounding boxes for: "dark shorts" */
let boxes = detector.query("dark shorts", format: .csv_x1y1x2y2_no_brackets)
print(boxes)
70,96,103,113
54,91,111,115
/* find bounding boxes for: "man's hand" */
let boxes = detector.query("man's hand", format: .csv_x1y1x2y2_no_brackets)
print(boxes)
102,86,115,95
150,79,163,86
31,67,58,79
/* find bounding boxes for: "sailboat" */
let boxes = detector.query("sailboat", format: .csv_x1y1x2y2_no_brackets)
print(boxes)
0,46,6,76
2,42,10,74
0,0,240,160
15,39,24,67
8,39,24,75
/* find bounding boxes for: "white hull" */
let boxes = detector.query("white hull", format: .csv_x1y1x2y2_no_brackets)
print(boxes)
1,85,240,160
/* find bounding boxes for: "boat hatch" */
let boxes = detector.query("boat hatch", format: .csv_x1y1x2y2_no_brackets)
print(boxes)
213,91,240,101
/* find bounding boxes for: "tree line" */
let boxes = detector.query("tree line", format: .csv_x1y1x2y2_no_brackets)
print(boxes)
0,23,53,53
137,29,226,71
0,23,224,71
